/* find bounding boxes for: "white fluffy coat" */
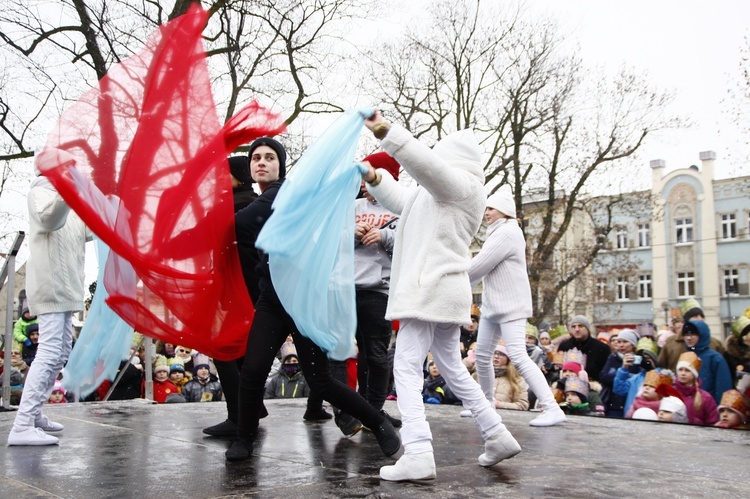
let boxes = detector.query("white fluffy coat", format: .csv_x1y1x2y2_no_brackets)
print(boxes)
367,125,485,324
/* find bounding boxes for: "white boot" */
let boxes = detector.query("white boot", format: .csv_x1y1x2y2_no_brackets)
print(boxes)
8,427,59,446
459,409,472,418
380,452,436,481
478,430,521,467
35,415,64,432
529,407,567,427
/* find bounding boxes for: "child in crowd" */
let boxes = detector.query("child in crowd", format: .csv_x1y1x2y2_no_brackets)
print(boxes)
681,320,733,404
168,363,189,393
181,355,223,402
538,331,553,359
657,396,688,423
613,337,661,415
714,389,749,429
673,352,719,425
562,377,595,416
625,370,674,419
474,345,529,411
48,381,66,404
152,357,179,404
725,312,750,384
13,307,38,345
264,343,311,399
422,361,460,405
22,323,40,366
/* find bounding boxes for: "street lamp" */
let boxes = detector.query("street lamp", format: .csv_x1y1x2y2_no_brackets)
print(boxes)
661,301,671,326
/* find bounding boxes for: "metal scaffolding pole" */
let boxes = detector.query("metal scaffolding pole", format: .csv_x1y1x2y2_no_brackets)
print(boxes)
2,232,25,410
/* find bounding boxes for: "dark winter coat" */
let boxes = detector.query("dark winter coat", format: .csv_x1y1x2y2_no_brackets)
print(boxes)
181,374,223,402
723,335,750,383
557,334,611,382
599,353,628,417
683,321,733,404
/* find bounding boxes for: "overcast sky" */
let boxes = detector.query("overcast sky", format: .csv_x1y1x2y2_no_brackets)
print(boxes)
524,0,750,178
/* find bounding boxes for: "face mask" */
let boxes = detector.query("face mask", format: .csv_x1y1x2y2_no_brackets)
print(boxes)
282,363,300,377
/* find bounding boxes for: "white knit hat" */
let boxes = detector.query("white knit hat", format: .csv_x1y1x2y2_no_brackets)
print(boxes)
486,184,516,218
432,129,484,180
659,396,688,423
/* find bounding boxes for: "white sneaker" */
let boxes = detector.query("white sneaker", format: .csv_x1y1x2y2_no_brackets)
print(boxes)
478,430,521,467
35,415,64,432
380,452,436,481
459,409,472,418
529,407,567,427
8,427,60,446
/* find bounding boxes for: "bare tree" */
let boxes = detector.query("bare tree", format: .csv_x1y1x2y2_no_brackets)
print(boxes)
364,0,679,323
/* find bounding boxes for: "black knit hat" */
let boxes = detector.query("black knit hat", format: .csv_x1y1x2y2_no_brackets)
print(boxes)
248,137,287,179
228,155,253,186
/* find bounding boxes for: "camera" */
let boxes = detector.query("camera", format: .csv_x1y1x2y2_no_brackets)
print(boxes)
632,355,643,366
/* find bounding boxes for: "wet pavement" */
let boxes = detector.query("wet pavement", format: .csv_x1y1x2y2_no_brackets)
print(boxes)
0,399,748,498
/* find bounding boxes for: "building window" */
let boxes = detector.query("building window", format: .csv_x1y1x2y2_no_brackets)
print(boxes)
637,223,650,247
677,272,695,298
723,269,739,295
596,278,608,301
638,274,652,299
675,218,693,244
616,228,628,249
721,213,737,240
616,276,630,301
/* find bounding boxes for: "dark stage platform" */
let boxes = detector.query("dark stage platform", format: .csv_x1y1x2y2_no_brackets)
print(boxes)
0,399,748,498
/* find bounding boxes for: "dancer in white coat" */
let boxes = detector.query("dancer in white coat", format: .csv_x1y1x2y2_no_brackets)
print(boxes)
360,111,521,482
8,173,90,445
467,186,566,427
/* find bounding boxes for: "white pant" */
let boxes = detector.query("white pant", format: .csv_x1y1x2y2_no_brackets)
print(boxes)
13,312,74,429
475,317,556,411
395,319,506,454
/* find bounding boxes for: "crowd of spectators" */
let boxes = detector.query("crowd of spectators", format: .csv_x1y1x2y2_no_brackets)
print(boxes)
2,297,748,431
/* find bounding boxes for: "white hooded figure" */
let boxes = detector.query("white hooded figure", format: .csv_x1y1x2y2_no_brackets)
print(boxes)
362,112,521,482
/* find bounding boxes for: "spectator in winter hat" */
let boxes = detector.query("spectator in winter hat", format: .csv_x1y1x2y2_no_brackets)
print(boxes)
557,315,610,383
22,323,40,366
658,395,689,423
48,381,66,404
659,304,725,372
724,310,750,385
168,363,189,393
562,377,595,416
673,351,719,426
151,356,179,404
265,343,311,400
13,307,38,344
181,354,223,403
681,320,733,405
625,370,673,419
714,389,749,429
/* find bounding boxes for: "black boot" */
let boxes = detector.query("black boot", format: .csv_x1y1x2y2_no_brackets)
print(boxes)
371,418,402,457
203,419,238,437
334,410,363,437
380,409,402,428
225,437,254,462
303,406,333,421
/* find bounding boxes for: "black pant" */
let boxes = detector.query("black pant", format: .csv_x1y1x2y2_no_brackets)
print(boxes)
333,290,391,410
237,293,384,439
214,357,243,423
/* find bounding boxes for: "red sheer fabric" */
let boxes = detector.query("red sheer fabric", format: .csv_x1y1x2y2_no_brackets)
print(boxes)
35,6,285,360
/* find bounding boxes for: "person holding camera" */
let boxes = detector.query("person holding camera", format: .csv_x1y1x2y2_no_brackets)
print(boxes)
612,337,662,416
599,328,639,418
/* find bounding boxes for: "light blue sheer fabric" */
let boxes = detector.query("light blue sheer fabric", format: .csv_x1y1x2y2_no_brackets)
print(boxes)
62,238,134,398
256,110,371,360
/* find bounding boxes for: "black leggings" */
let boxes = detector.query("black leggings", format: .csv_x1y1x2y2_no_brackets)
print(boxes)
237,293,384,439
214,358,243,423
